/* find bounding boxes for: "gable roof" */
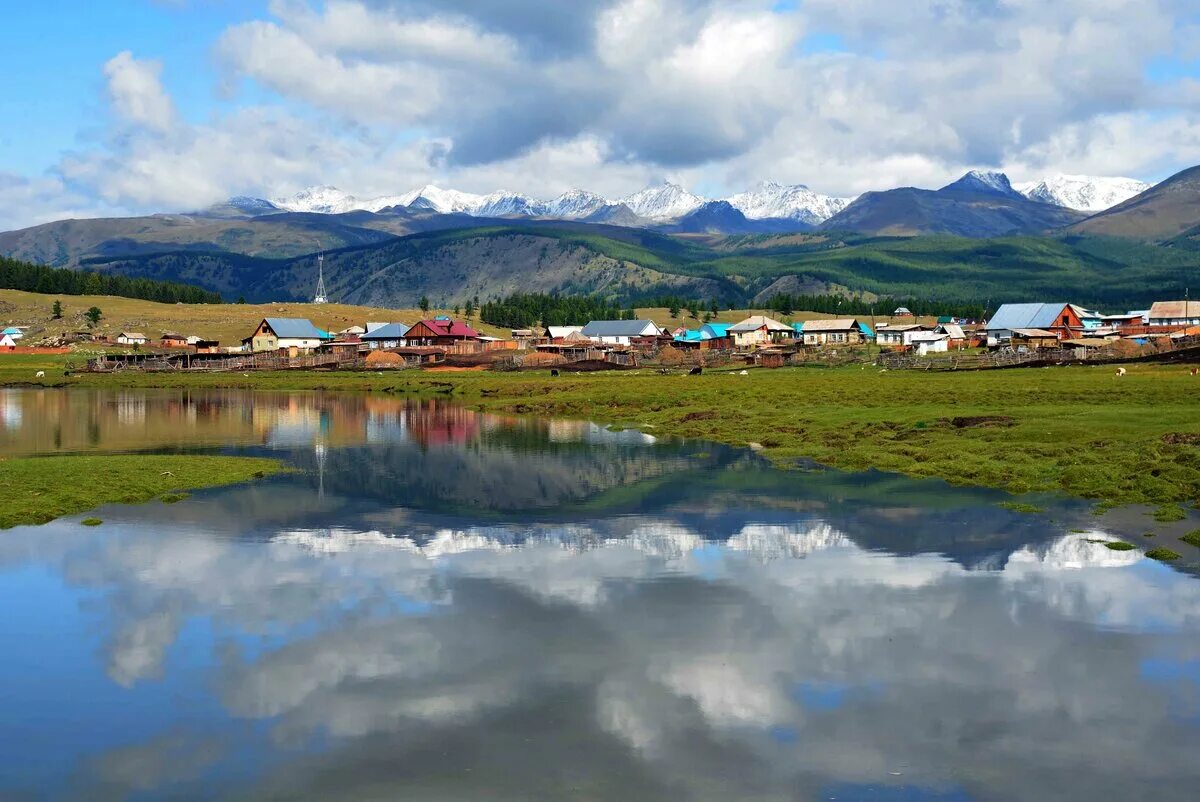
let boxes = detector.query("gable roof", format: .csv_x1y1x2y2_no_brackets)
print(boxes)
939,323,966,339
361,322,411,340
0,334,16,346
546,325,584,338
674,330,705,343
700,322,731,337
1149,301,1200,319
119,331,147,339
801,318,861,332
1010,328,1058,338
263,318,328,339
728,315,792,332
986,303,1070,331
581,320,661,337
411,319,481,338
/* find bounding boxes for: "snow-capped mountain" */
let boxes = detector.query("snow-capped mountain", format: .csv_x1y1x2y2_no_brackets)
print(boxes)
398,185,485,215
942,170,1024,198
273,185,362,214
473,191,548,218
620,182,706,220
1014,174,1151,212
725,181,855,225
545,189,613,219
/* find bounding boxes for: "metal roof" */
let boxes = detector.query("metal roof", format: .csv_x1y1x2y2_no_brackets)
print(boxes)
939,323,966,339
263,318,328,339
800,318,860,332
581,320,661,337
361,322,411,340
674,330,705,342
546,325,584,338
986,303,1068,331
1010,328,1058,338
728,315,792,332
700,323,731,337
1149,301,1200,319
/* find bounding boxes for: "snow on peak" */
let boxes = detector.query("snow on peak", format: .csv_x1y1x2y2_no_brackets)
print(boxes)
545,189,613,219
620,182,706,220
473,190,548,218
401,185,485,215
725,182,856,224
1014,174,1151,212
272,186,360,214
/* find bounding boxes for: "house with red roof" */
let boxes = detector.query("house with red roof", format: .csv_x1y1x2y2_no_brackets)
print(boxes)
401,318,482,347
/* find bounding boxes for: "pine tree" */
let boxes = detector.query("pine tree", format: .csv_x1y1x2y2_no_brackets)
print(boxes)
51,300,62,319
84,306,102,327
418,296,431,313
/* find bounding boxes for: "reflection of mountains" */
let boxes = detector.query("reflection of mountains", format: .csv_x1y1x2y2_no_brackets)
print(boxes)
290,436,727,513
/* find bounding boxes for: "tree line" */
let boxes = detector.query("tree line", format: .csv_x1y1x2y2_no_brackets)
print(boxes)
479,293,636,328
763,293,987,321
0,256,222,304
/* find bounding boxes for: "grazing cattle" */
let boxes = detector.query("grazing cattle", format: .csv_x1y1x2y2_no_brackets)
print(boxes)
35,371,45,378
738,370,749,375
688,366,702,375
1191,367,1198,376
550,369,560,377
1116,367,1127,377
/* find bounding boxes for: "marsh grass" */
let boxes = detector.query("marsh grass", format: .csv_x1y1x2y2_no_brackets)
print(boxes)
1146,547,1182,561
1152,504,1188,523
12,361,1200,507
0,455,284,528
1179,530,1200,549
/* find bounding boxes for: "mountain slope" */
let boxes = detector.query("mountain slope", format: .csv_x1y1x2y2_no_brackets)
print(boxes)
821,171,1085,237
620,183,706,220
1015,175,1149,212
1065,165,1200,240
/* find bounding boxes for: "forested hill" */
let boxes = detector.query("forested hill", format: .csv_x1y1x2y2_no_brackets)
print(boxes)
33,226,1200,311
0,256,222,304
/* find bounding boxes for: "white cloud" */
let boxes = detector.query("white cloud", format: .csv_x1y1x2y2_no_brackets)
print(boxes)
103,51,175,133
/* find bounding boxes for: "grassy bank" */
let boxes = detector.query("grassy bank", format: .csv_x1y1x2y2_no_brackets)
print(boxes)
17,360,1200,508
0,454,286,529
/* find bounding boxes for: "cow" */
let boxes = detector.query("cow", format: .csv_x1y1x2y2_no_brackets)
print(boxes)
688,366,702,375
1116,367,1126,377
551,369,560,377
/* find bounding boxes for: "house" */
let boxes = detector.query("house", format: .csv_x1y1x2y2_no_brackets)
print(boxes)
2,326,24,341
510,329,536,343
192,339,221,353
876,323,927,347
1009,328,1061,349
360,322,411,350
580,320,663,346
246,318,331,352
909,331,950,355
984,303,1096,345
160,332,188,348
0,333,16,350
893,307,914,317
401,318,482,346
1147,301,1200,329
117,332,149,346
340,325,367,336
799,318,869,347
364,322,391,334
545,325,585,341
936,322,969,348
727,316,794,348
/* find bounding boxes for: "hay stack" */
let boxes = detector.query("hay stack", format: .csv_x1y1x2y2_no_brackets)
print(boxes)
365,350,405,367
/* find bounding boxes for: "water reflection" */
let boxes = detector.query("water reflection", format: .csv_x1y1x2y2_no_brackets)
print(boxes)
0,389,1199,800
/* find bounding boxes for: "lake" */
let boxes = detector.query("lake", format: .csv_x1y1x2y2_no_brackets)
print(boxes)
2,387,1199,801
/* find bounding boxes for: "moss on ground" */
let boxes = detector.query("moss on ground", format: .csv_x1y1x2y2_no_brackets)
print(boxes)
1152,503,1189,522
1000,501,1044,514
1103,541,1135,551
1146,547,1182,561
0,454,284,529
1180,530,1200,548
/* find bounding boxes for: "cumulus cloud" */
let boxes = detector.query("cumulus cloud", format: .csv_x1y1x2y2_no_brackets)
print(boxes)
103,51,175,132
3,0,1200,227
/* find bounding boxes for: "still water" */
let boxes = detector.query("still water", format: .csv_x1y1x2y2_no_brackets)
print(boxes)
2,388,1200,801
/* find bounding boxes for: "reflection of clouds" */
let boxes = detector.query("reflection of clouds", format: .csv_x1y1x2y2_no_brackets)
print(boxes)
8,516,1200,799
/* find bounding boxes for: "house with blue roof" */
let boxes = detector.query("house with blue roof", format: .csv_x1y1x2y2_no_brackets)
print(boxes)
245,318,333,352
581,320,663,345
985,303,1101,346
360,322,412,349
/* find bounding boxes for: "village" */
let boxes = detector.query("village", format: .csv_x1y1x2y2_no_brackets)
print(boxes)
5,297,1186,374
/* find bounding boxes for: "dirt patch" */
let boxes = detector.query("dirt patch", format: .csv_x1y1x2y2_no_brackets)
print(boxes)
944,415,1016,429
1162,432,1200,445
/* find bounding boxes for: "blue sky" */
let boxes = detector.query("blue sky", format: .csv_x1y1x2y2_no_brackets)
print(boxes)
1,0,1199,229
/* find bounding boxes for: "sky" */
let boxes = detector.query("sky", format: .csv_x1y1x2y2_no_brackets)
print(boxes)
1,0,1200,229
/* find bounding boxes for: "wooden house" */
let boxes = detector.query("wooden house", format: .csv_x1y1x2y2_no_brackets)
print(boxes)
246,318,331,352
1148,301,1200,330
799,318,868,347
160,332,188,348
360,322,411,350
728,316,794,348
401,318,482,347
545,325,584,342
1009,328,1060,349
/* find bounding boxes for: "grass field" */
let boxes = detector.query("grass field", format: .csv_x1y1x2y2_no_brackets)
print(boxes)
8,355,1200,508
0,454,286,529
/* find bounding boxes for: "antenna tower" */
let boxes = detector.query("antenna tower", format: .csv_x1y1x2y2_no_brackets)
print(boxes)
313,243,328,304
